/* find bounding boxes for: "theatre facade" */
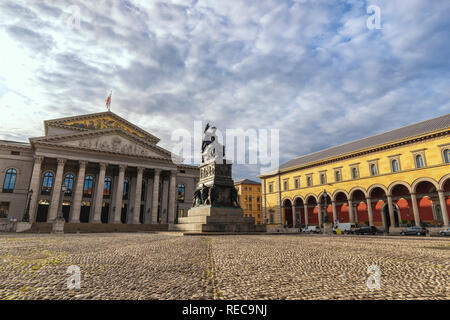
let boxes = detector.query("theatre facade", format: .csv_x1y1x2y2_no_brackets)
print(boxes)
0,111,198,226
259,114,450,232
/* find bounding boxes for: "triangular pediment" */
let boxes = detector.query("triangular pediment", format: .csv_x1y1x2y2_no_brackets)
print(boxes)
31,129,172,160
44,111,160,144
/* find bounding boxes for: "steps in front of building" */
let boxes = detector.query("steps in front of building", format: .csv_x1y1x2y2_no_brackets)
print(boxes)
171,222,266,233
22,223,169,233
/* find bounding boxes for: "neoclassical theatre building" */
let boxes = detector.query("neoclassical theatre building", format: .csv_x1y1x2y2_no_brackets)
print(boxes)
0,111,198,227
260,114,450,232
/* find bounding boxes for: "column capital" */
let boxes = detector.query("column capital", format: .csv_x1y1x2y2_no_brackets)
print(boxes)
437,189,444,193
118,164,127,172
386,194,392,199
79,160,88,168
34,155,44,164
154,169,162,175
366,197,371,201
99,162,108,170
137,167,145,174
57,158,67,166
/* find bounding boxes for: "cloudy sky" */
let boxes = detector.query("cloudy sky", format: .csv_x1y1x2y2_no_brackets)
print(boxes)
0,0,449,180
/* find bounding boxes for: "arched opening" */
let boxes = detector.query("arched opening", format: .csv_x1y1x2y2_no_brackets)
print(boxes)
443,178,450,224
282,199,293,227
351,189,367,225
305,196,318,226
294,198,304,227
333,192,348,223
369,186,387,230
3,168,17,193
414,180,440,227
390,184,412,226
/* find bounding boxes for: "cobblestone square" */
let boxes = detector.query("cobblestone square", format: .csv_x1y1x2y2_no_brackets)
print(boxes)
0,233,448,300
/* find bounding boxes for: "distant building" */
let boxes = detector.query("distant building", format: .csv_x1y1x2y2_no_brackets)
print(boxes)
235,179,263,224
259,114,450,232
0,111,198,225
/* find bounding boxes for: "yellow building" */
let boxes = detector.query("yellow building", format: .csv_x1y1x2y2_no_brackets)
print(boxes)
259,114,450,232
235,179,263,224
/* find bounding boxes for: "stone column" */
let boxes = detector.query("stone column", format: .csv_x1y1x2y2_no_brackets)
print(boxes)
291,205,296,228
48,158,66,221
366,197,374,226
387,195,396,228
151,169,161,223
132,167,144,224
438,190,449,227
70,161,87,223
304,204,309,226
92,163,107,223
348,199,354,224
331,200,337,224
168,170,177,224
113,165,126,223
410,193,421,226
28,156,44,222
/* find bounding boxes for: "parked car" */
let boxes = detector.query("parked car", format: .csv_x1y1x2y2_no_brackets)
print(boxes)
439,228,450,236
354,226,378,235
400,226,426,236
301,226,321,234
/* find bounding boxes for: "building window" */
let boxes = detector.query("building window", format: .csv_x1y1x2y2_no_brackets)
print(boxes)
0,202,9,218
257,196,260,202
294,178,299,189
2,168,17,193
249,204,252,211
444,149,450,163
306,176,312,187
268,183,273,193
41,171,54,195
391,159,400,173
177,184,185,202
104,177,112,198
123,178,129,200
283,180,288,191
415,154,425,168
320,173,326,185
83,175,94,197
63,174,74,196
370,164,378,176
334,170,341,182
351,167,359,179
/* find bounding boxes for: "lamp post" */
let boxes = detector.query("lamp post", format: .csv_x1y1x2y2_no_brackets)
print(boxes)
22,189,33,222
322,189,330,228
57,185,68,221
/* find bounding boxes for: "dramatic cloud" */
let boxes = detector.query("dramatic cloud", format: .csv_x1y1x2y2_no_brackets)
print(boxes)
0,0,449,180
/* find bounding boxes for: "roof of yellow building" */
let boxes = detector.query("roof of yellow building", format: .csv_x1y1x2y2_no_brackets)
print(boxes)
235,179,261,185
278,113,450,172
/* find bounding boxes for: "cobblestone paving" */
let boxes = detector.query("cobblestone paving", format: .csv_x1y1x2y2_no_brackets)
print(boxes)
0,233,448,300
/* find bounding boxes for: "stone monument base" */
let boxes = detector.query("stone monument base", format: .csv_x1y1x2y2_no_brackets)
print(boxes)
170,206,266,233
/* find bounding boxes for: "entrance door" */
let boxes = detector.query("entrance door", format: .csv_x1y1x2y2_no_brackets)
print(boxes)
36,204,49,222
121,204,128,224
80,203,91,223
139,206,144,224
101,203,110,223
62,204,71,222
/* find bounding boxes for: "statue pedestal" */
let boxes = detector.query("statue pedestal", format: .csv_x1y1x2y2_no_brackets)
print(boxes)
170,206,265,233
322,222,333,235
52,217,65,234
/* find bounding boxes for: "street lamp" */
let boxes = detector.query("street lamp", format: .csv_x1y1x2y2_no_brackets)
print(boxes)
57,185,68,221
22,189,33,222
322,189,330,227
